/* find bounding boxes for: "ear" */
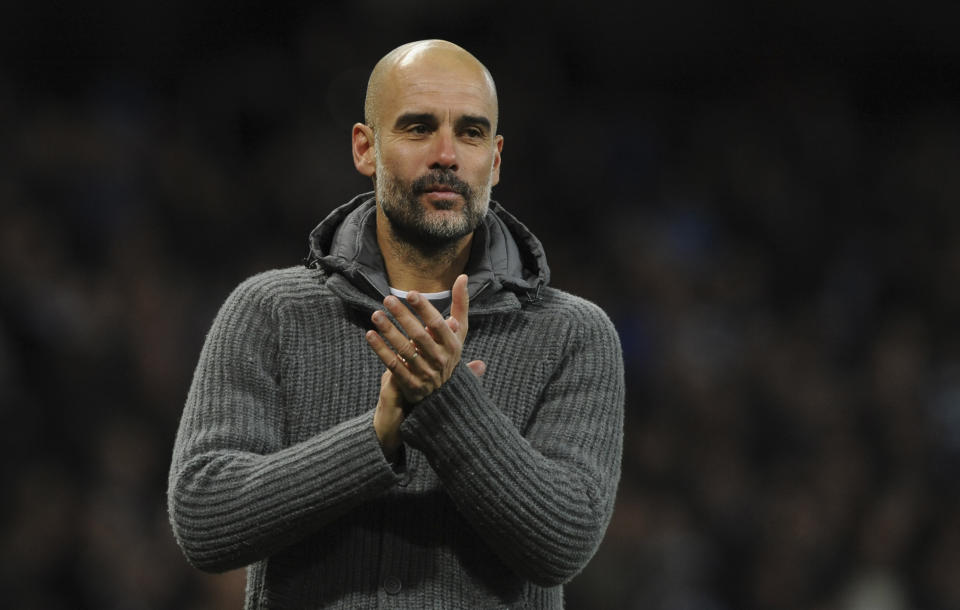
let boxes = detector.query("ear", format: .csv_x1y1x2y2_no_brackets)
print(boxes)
491,134,504,186
352,123,376,177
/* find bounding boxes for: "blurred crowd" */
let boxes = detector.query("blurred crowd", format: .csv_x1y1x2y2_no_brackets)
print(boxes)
2,2,960,609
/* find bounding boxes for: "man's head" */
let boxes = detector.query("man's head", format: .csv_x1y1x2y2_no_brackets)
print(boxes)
352,40,503,251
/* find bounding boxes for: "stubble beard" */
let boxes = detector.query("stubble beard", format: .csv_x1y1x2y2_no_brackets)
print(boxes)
374,146,492,254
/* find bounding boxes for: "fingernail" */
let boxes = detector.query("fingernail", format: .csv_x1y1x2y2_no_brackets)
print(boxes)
408,292,419,304
372,311,384,323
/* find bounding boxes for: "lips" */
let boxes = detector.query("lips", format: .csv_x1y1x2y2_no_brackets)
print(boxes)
413,172,470,197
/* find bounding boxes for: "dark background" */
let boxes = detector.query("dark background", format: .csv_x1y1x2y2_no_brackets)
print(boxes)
3,1,960,608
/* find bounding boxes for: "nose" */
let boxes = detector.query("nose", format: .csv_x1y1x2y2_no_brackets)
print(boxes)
429,128,458,171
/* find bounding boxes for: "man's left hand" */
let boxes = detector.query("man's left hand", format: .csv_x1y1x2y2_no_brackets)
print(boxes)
366,274,484,404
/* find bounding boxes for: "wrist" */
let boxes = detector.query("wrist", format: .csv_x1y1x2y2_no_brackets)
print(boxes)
374,407,402,459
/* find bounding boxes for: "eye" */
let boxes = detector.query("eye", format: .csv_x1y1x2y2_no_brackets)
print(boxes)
408,124,430,135
462,127,485,139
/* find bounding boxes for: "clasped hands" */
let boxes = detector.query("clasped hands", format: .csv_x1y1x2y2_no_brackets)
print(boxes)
366,274,485,456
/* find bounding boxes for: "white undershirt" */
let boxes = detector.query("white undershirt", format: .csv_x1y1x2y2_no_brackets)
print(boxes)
389,287,452,300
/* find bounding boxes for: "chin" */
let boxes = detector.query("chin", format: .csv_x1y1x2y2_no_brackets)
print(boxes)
427,200,457,212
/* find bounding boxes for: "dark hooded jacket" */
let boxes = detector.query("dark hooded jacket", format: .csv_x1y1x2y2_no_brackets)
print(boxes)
306,192,549,313
168,193,625,609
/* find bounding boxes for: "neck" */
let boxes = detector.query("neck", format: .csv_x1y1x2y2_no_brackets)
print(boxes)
375,207,473,293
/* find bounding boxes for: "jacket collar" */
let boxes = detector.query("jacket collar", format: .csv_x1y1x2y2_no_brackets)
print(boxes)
307,192,550,314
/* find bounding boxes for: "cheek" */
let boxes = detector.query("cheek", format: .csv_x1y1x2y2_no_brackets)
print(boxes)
378,142,419,172
384,155,422,183
463,148,495,173
476,153,500,186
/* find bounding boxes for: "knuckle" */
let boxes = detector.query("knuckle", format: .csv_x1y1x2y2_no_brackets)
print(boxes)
410,326,431,344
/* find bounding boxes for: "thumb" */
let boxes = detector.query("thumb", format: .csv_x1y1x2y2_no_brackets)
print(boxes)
450,274,470,341
380,370,402,398
466,360,486,377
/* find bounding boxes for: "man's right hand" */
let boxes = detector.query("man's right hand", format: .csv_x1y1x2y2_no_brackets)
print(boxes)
373,358,486,461
373,370,404,460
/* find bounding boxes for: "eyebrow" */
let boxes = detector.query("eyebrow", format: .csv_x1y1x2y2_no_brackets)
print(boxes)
393,113,439,130
454,115,492,133
392,112,492,133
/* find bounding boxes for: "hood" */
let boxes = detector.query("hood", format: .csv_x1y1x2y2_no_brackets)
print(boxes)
306,192,550,306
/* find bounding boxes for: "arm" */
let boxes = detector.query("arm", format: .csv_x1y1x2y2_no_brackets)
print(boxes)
402,308,623,586
366,277,624,585
167,276,399,572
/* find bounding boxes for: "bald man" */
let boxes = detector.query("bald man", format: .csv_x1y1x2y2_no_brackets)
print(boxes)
168,40,624,609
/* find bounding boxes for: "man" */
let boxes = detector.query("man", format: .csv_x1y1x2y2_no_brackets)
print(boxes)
168,40,624,609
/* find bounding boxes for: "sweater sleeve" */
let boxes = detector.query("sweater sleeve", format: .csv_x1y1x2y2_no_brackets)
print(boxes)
167,276,399,572
399,298,625,586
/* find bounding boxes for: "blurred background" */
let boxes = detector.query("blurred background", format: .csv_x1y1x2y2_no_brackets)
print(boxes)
2,1,960,608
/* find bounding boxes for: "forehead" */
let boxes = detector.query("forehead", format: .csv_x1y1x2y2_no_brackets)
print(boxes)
380,56,497,124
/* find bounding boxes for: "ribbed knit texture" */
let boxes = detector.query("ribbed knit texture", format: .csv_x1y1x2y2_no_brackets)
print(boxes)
168,202,624,609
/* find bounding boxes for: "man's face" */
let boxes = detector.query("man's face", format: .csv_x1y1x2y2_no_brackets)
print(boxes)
374,136,493,249
370,52,503,249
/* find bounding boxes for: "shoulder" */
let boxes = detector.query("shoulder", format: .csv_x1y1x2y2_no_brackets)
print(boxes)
221,266,332,318
527,286,621,348
536,286,616,326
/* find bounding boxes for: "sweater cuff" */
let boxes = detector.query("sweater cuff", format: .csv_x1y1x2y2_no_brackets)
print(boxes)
289,409,404,500
399,364,493,460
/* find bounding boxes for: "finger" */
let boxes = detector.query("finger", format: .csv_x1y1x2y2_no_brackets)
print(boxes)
398,292,460,354
373,371,404,457
449,274,469,342
380,369,411,408
365,329,424,390
374,308,452,404
379,297,445,369
466,359,486,377
397,338,432,378
366,329,433,403
371,308,421,358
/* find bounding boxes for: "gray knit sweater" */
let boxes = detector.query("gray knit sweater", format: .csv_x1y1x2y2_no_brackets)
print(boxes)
168,194,625,609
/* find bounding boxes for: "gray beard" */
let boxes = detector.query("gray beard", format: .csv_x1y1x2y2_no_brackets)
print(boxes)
375,163,491,253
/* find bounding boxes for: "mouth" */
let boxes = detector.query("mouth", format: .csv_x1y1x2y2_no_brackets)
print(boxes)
418,188,463,212
421,184,460,194
412,173,471,205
